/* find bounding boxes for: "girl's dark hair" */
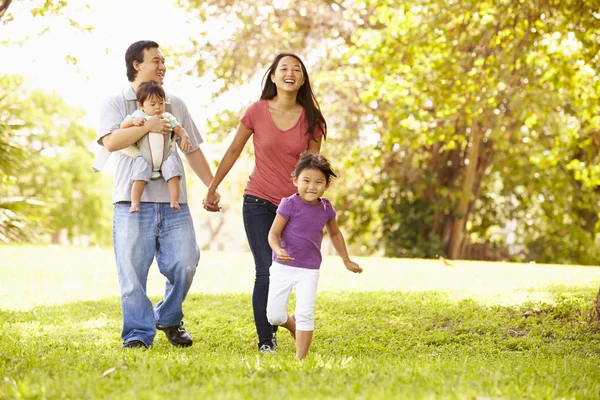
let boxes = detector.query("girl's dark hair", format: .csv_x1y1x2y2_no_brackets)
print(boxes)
293,151,337,185
260,53,327,142
125,40,159,82
136,81,165,104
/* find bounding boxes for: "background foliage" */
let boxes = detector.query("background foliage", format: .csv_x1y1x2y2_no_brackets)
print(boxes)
176,0,600,264
0,74,112,245
1,0,599,264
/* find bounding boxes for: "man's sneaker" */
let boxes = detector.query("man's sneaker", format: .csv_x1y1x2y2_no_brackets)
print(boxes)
259,344,275,354
272,332,278,350
122,340,148,349
156,321,193,347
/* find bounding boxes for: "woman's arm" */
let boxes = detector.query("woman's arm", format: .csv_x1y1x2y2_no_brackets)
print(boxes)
308,135,323,153
203,122,253,208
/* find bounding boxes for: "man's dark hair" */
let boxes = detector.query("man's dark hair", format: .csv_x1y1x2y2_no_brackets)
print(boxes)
136,81,165,105
293,151,337,185
125,40,159,82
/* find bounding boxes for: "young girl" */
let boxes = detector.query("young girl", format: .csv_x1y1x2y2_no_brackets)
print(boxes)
120,80,192,213
266,151,362,360
203,53,326,353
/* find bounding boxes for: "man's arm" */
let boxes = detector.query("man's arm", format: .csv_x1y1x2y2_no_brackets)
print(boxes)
185,147,214,187
103,117,170,152
186,148,220,211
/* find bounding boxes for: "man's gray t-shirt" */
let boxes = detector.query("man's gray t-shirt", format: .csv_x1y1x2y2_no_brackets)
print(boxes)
97,86,203,204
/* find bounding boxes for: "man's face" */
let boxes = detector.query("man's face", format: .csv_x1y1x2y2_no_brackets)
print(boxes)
134,47,166,84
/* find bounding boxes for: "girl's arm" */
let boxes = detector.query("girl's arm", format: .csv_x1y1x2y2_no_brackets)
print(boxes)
326,218,362,273
268,214,294,262
203,122,253,209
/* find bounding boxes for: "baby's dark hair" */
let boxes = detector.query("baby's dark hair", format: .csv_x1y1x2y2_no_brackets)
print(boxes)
136,81,165,105
293,151,337,185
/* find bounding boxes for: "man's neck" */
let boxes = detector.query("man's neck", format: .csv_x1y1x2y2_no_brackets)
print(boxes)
131,80,144,92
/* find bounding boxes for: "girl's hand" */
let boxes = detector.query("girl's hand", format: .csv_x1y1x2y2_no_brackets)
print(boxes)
344,260,362,274
178,134,192,152
276,248,294,262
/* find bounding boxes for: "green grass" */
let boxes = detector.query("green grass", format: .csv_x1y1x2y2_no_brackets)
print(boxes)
1,245,600,399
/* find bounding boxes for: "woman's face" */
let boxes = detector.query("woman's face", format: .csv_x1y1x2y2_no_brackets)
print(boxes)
270,56,305,93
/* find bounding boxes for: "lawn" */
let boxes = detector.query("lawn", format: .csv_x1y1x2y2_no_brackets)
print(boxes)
1,245,600,399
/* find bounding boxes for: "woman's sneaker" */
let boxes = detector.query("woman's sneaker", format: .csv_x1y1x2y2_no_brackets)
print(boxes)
258,344,275,354
272,333,278,350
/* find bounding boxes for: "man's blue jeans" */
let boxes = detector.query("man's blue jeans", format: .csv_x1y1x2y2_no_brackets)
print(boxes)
113,203,199,346
242,195,278,349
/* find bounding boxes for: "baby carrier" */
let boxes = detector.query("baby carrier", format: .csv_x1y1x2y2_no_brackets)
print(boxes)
92,97,177,179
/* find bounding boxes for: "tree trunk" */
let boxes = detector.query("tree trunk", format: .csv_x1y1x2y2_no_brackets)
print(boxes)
595,286,600,331
448,123,483,259
200,207,227,251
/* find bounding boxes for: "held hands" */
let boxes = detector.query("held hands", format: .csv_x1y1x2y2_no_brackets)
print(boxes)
144,115,172,135
177,134,192,152
275,248,294,262
202,190,221,212
344,260,363,274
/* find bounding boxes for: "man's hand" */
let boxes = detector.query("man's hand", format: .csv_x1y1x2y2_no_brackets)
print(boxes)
203,190,221,212
144,115,171,134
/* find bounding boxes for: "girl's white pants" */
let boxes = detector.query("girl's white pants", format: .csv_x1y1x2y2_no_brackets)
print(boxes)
267,262,320,331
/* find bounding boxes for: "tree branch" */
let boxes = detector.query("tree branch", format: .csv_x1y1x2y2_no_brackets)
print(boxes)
0,0,12,21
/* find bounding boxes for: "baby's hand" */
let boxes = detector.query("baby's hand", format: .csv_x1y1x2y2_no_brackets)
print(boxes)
275,248,294,262
132,118,145,126
178,134,192,152
345,260,362,274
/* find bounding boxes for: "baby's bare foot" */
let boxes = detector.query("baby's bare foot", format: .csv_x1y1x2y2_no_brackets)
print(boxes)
171,202,181,211
129,203,140,213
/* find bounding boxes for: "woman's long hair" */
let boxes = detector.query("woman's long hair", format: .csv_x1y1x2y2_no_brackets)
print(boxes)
260,53,327,141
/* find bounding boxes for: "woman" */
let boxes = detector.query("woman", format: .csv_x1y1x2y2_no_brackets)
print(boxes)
203,53,326,353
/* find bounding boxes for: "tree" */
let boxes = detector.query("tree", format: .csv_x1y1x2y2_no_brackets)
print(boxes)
1,0,70,22
0,74,112,245
0,74,38,242
176,0,600,264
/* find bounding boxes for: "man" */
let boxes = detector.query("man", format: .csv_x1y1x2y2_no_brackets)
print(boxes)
98,40,220,348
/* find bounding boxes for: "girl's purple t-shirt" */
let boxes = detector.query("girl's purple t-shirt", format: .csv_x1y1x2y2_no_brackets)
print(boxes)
273,193,336,269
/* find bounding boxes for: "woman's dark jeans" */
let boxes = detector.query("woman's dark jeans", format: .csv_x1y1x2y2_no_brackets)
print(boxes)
242,194,279,349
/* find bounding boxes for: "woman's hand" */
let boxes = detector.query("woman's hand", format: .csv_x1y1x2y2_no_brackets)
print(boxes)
203,190,221,212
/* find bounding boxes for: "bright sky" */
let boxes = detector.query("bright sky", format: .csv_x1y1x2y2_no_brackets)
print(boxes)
0,0,259,130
